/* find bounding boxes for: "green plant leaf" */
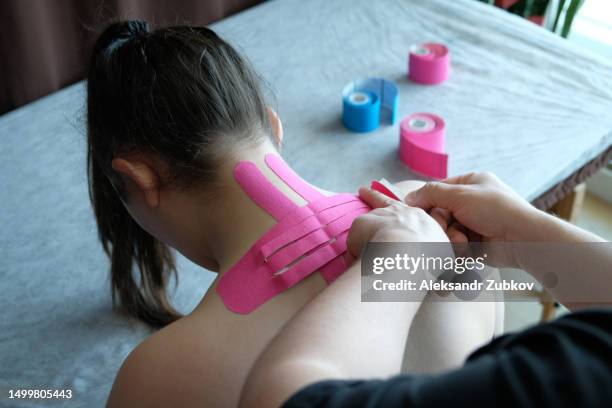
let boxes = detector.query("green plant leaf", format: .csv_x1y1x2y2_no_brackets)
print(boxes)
561,0,584,38
552,0,567,33
524,0,535,17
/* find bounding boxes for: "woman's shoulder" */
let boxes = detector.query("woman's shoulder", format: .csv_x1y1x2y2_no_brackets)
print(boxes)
106,316,220,407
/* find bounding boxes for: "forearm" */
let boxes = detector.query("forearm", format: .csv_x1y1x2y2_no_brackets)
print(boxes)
513,209,609,310
511,208,604,244
403,172,610,311
239,259,421,408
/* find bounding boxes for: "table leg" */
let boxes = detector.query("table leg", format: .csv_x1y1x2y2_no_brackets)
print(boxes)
550,183,586,224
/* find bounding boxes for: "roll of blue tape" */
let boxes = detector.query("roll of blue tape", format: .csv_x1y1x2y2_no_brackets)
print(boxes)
343,91,380,132
342,78,399,133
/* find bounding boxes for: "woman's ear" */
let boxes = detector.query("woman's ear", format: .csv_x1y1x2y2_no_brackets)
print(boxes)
111,157,161,208
267,107,283,148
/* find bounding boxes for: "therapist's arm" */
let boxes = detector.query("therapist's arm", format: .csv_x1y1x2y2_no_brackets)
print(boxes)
405,171,609,310
239,193,449,408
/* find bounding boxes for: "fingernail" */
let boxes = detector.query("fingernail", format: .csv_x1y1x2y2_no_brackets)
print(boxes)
405,191,416,204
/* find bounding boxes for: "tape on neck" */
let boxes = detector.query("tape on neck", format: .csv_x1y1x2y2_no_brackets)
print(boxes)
216,154,371,313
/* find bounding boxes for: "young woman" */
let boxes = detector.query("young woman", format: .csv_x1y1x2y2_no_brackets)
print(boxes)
87,21,502,407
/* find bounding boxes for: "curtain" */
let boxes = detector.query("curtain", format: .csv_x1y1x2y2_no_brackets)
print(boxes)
0,0,263,114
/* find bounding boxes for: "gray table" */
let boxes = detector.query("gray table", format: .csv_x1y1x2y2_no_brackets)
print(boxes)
1,0,611,406
213,0,612,202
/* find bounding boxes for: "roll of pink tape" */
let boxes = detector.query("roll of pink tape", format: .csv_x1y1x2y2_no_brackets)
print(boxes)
408,43,450,85
399,113,448,179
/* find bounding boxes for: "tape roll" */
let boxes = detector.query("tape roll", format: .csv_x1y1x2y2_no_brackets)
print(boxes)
342,78,399,132
408,43,450,85
399,113,448,179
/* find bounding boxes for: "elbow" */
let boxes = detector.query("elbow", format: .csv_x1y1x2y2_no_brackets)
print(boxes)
239,358,346,408
239,360,294,408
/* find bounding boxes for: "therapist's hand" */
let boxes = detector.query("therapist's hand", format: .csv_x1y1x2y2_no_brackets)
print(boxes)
348,187,449,259
404,172,539,244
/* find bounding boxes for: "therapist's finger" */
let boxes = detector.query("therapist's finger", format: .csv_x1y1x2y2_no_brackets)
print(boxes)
358,187,402,209
430,207,452,231
404,181,460,211
439,172,483,185
439,174,470,185
447,222,469,244
443,171,499,187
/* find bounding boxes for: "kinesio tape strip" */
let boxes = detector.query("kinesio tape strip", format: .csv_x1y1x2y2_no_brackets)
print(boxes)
370,179,403,201
342,78,399,132
266,207,366,272
260,200,369,261
408,43,450,85
399,113,448,179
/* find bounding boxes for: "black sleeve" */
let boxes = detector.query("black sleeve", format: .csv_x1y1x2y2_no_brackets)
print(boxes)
283,309,612,408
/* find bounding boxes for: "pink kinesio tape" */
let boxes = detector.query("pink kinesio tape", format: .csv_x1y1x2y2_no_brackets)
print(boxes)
216,154,371,314
408,43,450,85
370,179,403,202
399,113,448,179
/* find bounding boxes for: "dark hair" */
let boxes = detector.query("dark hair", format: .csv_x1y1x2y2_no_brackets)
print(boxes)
87,20,271,327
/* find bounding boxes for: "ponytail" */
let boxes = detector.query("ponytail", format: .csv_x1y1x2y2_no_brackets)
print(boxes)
87,152,181,328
